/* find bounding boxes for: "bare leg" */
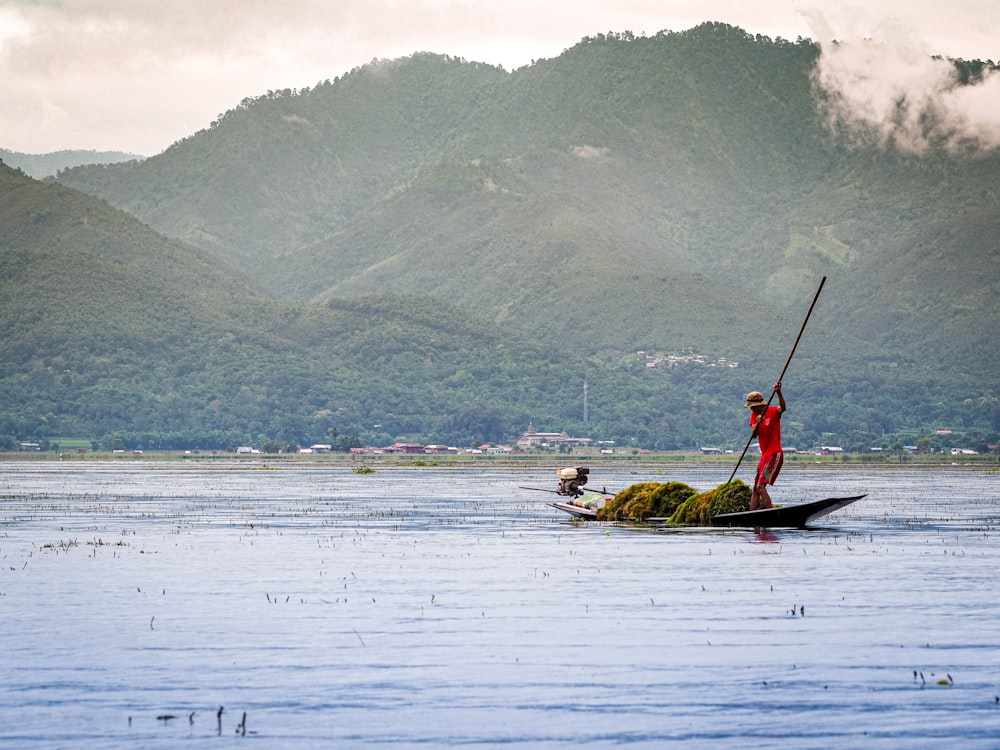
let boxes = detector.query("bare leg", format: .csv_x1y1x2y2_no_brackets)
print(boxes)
750,483,774,510
757,484,773,509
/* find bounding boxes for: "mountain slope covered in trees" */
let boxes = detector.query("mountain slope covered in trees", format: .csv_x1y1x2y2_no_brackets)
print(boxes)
4,23,995,450
6,158,993,452
2,163,735,451
54,25,999,383
1,148,143,179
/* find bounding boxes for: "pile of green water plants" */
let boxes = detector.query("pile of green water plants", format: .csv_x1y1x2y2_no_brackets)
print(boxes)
598,479,751,525
668,480,751,525
597,481,696,522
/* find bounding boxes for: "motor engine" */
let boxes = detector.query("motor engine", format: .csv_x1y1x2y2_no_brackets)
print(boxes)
556,466,590,498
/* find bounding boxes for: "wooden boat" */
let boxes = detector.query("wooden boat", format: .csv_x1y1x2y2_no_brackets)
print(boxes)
552,494,866,527
550,501,599,519
709,495,866,528
537,465,866,528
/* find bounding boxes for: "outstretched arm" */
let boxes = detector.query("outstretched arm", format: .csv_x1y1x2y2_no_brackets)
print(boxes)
774,380,787,414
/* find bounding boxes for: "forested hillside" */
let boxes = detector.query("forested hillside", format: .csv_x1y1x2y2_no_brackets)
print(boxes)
54,25,999,380
3,162,747,452
5,158,993,452
4,23,997,451
0,148,143,179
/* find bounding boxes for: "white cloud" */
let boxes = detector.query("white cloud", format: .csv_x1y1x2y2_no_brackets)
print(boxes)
806,6,1000,153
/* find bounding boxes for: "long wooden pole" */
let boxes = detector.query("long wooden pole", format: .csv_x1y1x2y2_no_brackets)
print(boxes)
727,276,827,484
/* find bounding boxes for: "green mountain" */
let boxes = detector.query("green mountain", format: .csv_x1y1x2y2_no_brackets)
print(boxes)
6,24,997,451
3,163,718,451
1,149,144,179
8,158,985,453
54,27,999,380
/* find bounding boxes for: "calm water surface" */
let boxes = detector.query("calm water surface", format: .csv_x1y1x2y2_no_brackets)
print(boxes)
1,461,998,748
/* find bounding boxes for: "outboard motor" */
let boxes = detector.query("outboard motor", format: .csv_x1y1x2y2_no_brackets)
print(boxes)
556,466,590,498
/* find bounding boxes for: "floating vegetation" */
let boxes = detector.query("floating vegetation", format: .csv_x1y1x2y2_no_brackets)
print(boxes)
598,479,751,525
914,670,955,687
41,538,80,551
352,465,377,474
87,538,128,547
669,480,751,525
598,481,697,522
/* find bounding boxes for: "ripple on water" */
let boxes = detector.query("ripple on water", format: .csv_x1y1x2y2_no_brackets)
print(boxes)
0,462,997,748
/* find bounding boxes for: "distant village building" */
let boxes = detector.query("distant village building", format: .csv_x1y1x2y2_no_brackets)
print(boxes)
424,445,459,455
515,423,593,449
638,351,739,369
382,443,426,455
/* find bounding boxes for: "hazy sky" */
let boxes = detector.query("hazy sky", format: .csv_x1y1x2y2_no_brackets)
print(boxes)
1,0,998,155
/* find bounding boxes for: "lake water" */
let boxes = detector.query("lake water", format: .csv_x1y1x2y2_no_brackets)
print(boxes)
1,460,998,748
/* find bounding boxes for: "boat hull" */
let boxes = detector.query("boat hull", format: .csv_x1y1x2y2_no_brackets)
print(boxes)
551,494,866,527
549,501,599,520
709,495,866,528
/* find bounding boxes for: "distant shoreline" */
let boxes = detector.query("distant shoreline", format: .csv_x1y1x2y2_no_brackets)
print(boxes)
1,451,994,469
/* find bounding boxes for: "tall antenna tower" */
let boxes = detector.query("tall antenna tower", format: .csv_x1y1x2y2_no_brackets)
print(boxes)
583,380,589,423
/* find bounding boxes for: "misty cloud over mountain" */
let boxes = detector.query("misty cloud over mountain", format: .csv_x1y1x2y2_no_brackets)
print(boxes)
809,21,1000,154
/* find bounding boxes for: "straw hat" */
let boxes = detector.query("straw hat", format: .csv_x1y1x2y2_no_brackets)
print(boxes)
744,391,765,408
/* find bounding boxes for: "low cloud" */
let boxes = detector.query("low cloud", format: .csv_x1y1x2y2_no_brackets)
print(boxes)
808,14,1000,155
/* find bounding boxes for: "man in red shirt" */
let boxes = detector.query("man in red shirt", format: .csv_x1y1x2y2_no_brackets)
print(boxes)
745,381,787,510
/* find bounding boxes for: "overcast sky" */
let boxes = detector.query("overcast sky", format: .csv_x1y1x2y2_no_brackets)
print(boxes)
1,0,998,156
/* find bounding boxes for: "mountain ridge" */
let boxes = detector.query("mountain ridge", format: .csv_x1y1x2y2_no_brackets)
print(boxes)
1,148,144,179
52,25,999,382
3,23,995,450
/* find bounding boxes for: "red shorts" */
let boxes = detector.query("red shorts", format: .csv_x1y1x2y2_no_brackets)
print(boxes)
755,452,783,486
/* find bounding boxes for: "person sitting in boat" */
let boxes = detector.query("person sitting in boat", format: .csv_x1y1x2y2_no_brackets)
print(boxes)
745,381,786,511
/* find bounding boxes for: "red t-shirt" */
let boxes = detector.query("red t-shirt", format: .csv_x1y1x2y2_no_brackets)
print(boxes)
750,406,783,456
